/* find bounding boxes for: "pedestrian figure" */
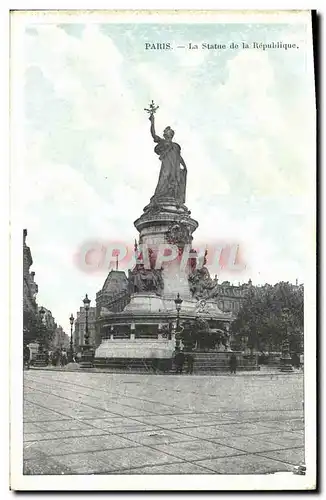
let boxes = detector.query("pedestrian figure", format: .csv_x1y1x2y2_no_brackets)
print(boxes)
229,353,237,374
23,345,30,370
44,351,49,365
292,352,300,369
52,351,58,366
151,358,159,374
186,353,194,374
60,352,67,366
174,349,185,374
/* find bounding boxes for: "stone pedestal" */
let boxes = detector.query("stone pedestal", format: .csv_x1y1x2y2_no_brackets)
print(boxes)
280,357,294,372
134,200,198,248
95,179,236,369
32,353,48,367
79,345,95,368
279,339,294,372
95,338,175,360
187,351,260,372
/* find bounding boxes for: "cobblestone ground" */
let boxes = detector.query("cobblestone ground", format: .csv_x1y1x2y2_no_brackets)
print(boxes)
23,370,304,475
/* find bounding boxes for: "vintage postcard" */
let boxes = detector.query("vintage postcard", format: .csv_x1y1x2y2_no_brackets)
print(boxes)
10,9,316,491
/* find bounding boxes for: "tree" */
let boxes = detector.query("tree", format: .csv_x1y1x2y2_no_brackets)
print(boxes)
23,309,56,350
230,282,304,353
23,309,39,346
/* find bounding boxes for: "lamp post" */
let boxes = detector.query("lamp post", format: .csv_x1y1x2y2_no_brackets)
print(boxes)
80,294,93,368
174,293,183,349
33,306,47,367
69,313,74,362
280,308,294,372
83,294,91,345
38,306,45,352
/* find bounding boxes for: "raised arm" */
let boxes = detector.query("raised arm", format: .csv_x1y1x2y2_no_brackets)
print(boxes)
149,114,161,143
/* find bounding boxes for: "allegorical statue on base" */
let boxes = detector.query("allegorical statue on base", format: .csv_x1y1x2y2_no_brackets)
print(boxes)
129,265,164,294
144,100,187,205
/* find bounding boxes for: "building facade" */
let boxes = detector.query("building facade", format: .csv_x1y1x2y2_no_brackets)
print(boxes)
51,325,70,350
23,229,61,350
210,279,252,314
96,270,130,316
23,229,38,315
41,307,56,331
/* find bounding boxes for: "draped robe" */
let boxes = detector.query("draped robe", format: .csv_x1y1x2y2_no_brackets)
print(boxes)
151,139,187,204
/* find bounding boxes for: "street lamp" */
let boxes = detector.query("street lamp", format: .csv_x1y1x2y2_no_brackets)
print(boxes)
79,294,93,368
174,293,183,349
280,308,294,372
38,306,46,352
69,313,74,362
83,294,91,345
33,306,47,366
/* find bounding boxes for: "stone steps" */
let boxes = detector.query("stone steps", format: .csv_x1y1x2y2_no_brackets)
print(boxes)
94,357,173,373
94,353,259,372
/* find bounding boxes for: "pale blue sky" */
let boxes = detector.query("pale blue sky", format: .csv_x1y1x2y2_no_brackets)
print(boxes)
22,19,315,333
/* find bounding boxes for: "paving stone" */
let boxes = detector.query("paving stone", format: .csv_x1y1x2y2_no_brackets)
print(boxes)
112,400,175,414
175,413,231,425
102,425,158,435
155,421,205,430
26,434,138,457
23,457,72,475
23,408,67,422
260,419,304,432
150,439,245,461
228,410,303,422
53,452,118,474
210,435,289,453
36,419,92,432
292,430,305,436
258,447,305,465
24,444,50,461
131,415,192,426
217,422,287,437
194,454,293,474
255,431,304,448
114,461,214,474
24,428,107,442
24,422,45,434
23,370,304,475
123,429,193,446
94,446,183,472
175,425,237,440
89,417,147,429
98,405,155,417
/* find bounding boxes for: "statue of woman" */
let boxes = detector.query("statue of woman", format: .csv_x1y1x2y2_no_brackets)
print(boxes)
149,113,187,205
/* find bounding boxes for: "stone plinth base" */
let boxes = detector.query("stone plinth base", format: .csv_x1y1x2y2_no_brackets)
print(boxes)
94,340,259,372
185,351,260,372
32,354,48,367
95,338,175,360
94,357,172,372
79,345,95,369
279,357,294,372
134,200,198,247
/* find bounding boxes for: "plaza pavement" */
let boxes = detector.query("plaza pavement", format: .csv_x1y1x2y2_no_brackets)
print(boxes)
23,370,304,475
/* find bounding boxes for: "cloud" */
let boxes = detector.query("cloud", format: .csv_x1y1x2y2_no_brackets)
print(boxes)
208,48,314,198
